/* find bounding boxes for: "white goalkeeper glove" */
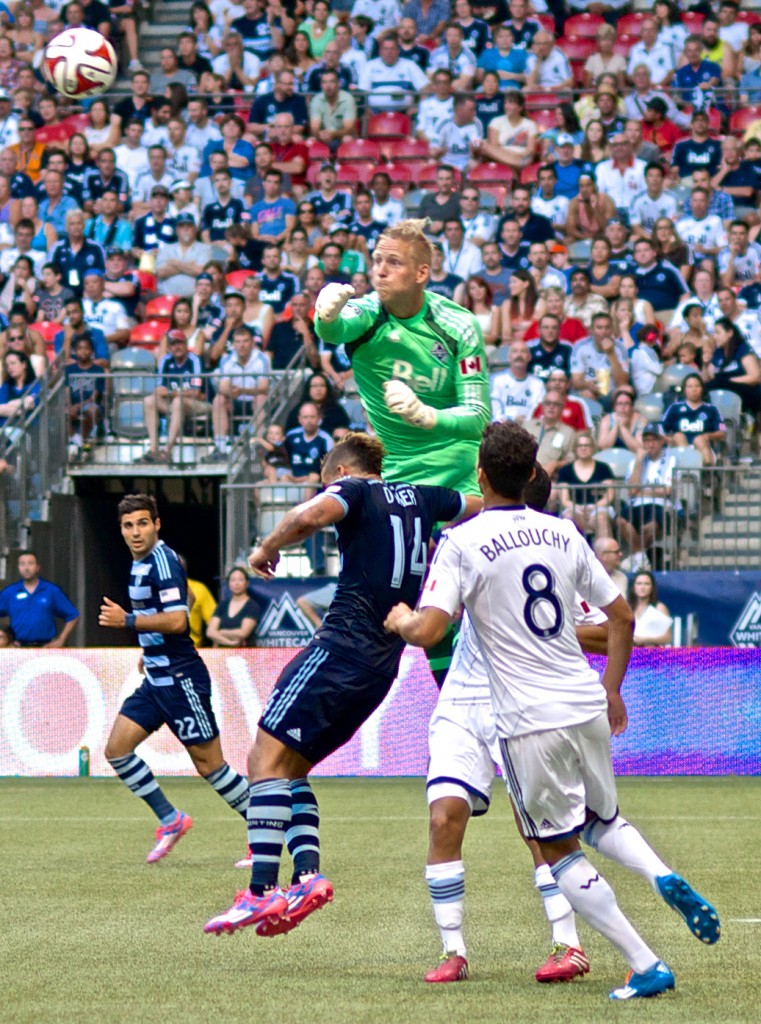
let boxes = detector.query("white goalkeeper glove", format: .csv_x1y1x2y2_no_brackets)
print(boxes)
383,379,437,430
314,282,355,323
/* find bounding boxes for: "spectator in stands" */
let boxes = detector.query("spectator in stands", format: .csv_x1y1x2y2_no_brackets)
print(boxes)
348,190,385,259
577,118,609,167
703,316,761,414
35,261,73,323
133,146,175,216
361,171,400,230
283,401,332,570
718,220,761,288
565,173,615,243
526,240,566,294
526,312,573,381
571,311,630,407
526,30,573,93
208,287,247,365
716,286,761,356
253,422,292,481
592,84,627,139
593,536,628,595
427,241,463,302
627,17,675,88
662,373,725,466
630,237,689,315
114,70,152,131
490,340,544,421
474,70,502,134
240,275,274,346
558,432,616,542
676,186,727,268
524,390,575,479
459,275,498,349
65,333,105,460
428,23,477,90
50,209,105,298
474,24,526,88
81,149,129,220
184,96,222,156
480,89,537,170
150,46,196,94
501,267,537,344
629,163,678,242
212,29,261,89
630,324,664,398
132,184,177,261
137,329,209,465
82,267,130,349
441,217,482,283
417,67,454,145
629,571,673,646
534,369,592,433
85,188,133,253
496,218,528,274
256,242,299,317
595,133,647,222
503,0,539,49
206,566,260,648
431,93,483,173
203,325,270,462
0,254,35,318
308,69,356,152
12,116,44,181
157,297,203,361
83,99,120,160
111,121,149,194
155,212,213,297
268,291,318,370
305,40,354,93
0,217,44,276
201,169,250,244
502,184,555,245
563,268,607,330
624,423,676,563
0,346,37,427
55,297,108,365
673,34,723,112
202,113,255,187
0,549,79,647
670,110,721,184
416,164,461,236
306,162,353,225
286,372,350,435
38,168,79,239
360,30,429,111
284,30,318,92
477,241,511,305
530,166,568,240
584,24,626,92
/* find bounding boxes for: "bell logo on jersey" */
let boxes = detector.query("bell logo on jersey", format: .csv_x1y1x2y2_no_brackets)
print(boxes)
459,356,482,376
391,359,448,393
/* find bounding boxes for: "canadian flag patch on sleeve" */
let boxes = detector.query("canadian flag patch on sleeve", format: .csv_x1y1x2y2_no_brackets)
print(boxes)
459,356,482,376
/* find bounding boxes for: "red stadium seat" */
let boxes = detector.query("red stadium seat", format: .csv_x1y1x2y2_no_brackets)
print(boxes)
226,269,256,288
532,108,559,132
336,139,382,164
564,13,605,38
337,161,371,184
520,162,541,185
145,296,179,320
129,320,167,345
737,11,761,25
730,108,761,134
476,183,509,209
30,321,60,343
418,163,462,188
136,271,157,293
681,12,705,33
682,106,722,133
537,14,555,32
367,112,411,139
379,162,413,185
470,162,515,185
617,13,646,37
62,112,89,133
571,60,587,87
614,36,639,57
556,36,595,61
525,91,563,108
381,138,431,162
304,138,331,164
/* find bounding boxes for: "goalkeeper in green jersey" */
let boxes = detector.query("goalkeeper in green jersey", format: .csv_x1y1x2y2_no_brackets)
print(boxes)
314,219,490,496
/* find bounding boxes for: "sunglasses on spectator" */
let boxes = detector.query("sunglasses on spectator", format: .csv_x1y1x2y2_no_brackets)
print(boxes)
8,334,24,341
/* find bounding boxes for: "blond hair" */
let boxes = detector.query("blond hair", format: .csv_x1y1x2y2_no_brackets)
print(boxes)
379,218,433,267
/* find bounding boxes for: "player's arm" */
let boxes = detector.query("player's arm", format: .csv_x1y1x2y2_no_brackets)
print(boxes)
598,595,633,736
386,530,462,646
384,603,453,648
98,597,187,634
576,622,609,655
249,492,347,579
314,285,379,346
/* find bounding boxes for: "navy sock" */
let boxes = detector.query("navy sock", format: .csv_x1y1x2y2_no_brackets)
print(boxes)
247,778,292,895
203,763,249,818
286,777,320,885
108,753,176,823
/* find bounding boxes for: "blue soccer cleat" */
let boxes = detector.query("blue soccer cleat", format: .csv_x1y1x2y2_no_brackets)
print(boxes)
656,873,721,944
609,961,676,1000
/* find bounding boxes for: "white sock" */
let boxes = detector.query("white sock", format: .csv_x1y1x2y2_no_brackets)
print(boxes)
214,436,226,450
552,851,659,975
425,860,466,957
534,863,579,948
583,816,670,891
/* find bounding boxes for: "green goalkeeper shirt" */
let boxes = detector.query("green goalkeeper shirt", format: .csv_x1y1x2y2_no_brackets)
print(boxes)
315,290,490,494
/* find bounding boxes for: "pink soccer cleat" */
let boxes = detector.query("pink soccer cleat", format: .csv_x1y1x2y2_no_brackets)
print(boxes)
204,887,289,935
424,954,469,983
234,852,253,869
535,944,591,983
255,874,334,937
146,811,193,864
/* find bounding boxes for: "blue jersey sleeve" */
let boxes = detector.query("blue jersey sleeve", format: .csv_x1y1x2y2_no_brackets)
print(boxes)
661,403,680,433
322,477,365,524
150,548,189,612
706,404,723,431
416,485,466,526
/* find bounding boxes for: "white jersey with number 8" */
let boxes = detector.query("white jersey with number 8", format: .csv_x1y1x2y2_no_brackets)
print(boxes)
421,506,621,739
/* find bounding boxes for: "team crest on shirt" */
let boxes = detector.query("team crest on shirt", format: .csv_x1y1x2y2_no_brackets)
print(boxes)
430,341,448,363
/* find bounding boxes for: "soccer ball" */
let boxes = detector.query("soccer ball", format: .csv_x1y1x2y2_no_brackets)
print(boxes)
43,27,117,99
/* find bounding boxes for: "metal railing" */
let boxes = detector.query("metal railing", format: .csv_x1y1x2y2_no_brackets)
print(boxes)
0,355,68,553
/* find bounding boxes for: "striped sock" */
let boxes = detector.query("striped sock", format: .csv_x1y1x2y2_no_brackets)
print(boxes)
286,777,320,884
534,863,579,948
108,753,176,824
203,763,249,818
248,777,292,895
425,860,466,957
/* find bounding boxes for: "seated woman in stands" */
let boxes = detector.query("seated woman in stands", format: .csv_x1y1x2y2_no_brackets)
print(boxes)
597,385,647,452
662,373,725,466
0,349,38,426
703,317,761,416
629,570,672,647
206,567,260,648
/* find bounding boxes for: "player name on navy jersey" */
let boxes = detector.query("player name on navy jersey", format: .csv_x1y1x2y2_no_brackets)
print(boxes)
315,477,464,676
479,522,571,562
128,540,197,683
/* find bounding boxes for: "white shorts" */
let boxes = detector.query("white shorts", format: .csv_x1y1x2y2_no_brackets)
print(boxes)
499,712,619,841
426,698,504,816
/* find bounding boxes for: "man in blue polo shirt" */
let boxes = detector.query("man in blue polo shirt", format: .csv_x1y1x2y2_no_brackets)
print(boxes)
630,237,689,313
0,550,79,646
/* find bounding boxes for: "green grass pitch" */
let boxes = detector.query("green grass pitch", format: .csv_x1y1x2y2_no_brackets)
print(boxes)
3,776,760,1024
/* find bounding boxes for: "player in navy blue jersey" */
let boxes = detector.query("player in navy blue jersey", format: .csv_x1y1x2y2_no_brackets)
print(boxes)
204,433,480,937
101,494,250,865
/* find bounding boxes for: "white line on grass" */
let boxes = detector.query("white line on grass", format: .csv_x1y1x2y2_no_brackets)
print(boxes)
729,918,761,924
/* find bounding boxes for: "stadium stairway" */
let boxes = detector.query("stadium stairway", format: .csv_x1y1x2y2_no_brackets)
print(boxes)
680,466,761,569
136,0,190,75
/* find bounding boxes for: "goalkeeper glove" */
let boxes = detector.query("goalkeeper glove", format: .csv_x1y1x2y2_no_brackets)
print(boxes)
383,379,437,430
314,282,355,323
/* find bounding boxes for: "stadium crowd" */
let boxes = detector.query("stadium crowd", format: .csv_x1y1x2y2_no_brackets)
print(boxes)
0,0,759,561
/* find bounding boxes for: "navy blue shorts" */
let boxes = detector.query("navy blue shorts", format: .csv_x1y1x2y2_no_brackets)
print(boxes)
119,662,219,747
258,642,395,766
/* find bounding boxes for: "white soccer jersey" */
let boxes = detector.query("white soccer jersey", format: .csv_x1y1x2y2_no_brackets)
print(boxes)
359,56,428,110
735,310,761,358
670,293,721,332
420,507,621,739
429,45,477,79
531,193,568,227
462,211,496,245
676,214,727,252
717,244,761,284
595,159,647,212
629,190,678,232
526,48,572,88
417,95,454,143
490,369,545,422
168,143,201,181
83,297,130,337
438,118,483,172
626,41,675,85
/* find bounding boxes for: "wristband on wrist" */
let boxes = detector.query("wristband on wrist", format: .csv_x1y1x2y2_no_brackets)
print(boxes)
125,613,136,629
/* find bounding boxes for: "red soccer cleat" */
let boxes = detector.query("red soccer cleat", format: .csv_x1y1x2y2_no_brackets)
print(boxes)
255,873,334,937
204,887,289,935
535,943,590,983
146,811,193,863
424,954,469,983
